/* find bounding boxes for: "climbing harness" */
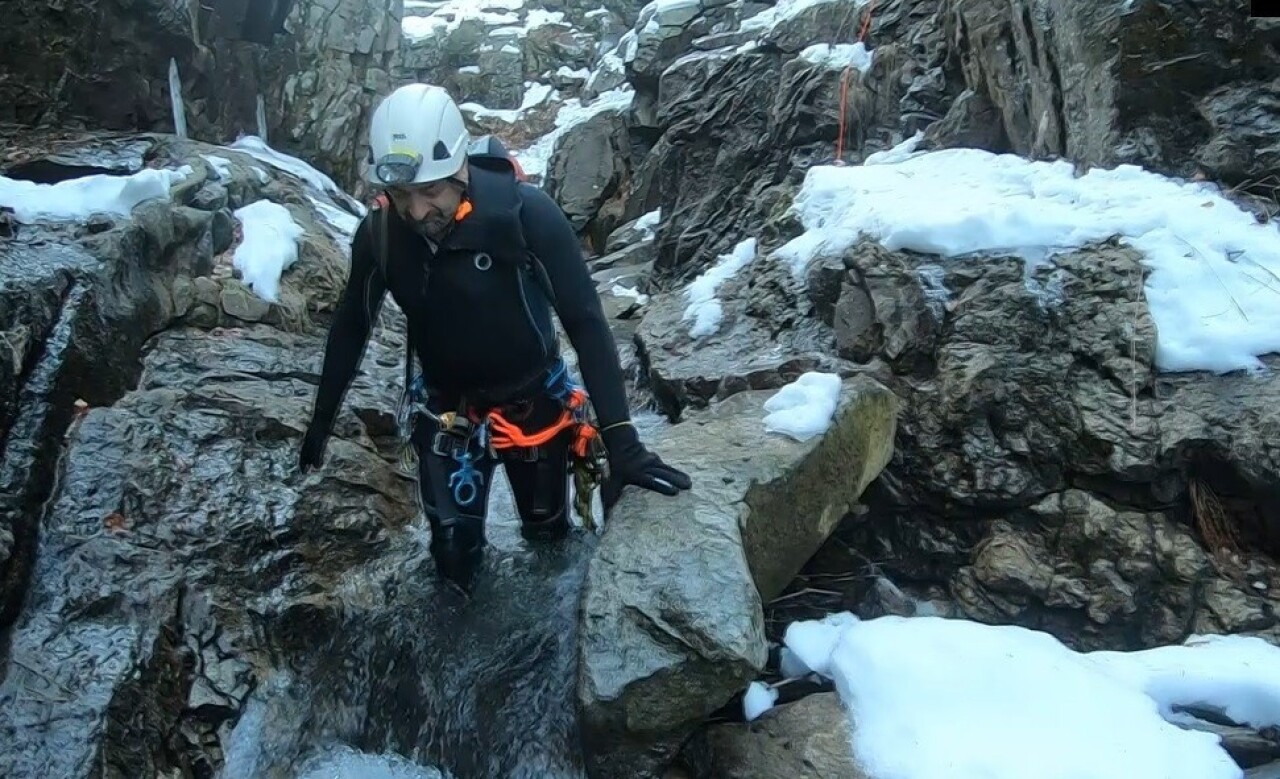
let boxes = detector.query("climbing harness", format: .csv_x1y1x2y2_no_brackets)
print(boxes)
393,357,610,529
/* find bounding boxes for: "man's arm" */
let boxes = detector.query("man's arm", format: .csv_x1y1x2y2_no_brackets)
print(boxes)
518,184,631,433
305,215,387,443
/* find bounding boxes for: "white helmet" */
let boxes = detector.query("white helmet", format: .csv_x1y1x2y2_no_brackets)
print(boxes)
367,83,470,186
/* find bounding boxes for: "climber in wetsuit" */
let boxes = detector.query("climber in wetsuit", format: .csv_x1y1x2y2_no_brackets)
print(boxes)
298,83,691,593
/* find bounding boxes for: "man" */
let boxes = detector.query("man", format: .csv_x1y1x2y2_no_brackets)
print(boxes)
298,83,691,593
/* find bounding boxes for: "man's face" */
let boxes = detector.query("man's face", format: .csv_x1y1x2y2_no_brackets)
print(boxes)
387,178,466,240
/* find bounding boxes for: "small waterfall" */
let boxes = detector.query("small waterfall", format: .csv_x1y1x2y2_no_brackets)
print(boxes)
168,58,188,139
257,94,269,144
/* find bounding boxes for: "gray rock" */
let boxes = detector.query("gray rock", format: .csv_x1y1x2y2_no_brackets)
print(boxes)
1250,762,1280,779
635,249,854,419
942,0,1280,178
545,103,635,249
578,376,898,778
1194,77,1280,185
687,693,867,779
923,88,1010,152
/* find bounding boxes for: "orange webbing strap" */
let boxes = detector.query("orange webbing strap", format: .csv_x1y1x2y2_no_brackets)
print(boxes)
483,388,598,453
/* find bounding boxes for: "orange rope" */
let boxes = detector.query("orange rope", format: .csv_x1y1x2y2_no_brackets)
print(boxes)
836,67,852,162
835,0,877,163
859,0,876,42
482,387,598,458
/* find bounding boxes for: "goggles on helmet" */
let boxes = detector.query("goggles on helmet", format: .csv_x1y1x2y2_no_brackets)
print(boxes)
374,152,423,186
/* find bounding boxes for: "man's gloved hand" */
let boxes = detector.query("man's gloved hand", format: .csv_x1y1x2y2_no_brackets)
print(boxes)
601,422,692,510
298,427,328,473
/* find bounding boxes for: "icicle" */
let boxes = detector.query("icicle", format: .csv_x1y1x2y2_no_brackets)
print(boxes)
256,95,269,144
168,58,188,139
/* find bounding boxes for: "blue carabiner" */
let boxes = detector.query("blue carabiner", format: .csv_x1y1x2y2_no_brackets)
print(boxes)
448,448,484,507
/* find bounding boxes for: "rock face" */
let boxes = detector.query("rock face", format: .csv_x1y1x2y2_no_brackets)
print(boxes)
0,0,403,193
637,0,929,281
776,238,1280,652
685,693,867,779
942,0,1280,184
578,375,898,779
0,128,384,776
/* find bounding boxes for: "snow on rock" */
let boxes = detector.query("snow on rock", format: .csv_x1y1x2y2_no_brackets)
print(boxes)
460,81,556,123
202,154,234,182
232,200,306,303
0,166,192,223
634,208,661,233
800,42,874,73
401,0,568,41
294,745,445,779
226,136,365,216
402,0,522,40
742,681,779,722
682,237,757,338
783,614,1280,779
1089,633,1280,731
774,140,1280,374
762,371,843,442
611,283,650,304
308,195,360,241
512,86,636,178
740,0,868,34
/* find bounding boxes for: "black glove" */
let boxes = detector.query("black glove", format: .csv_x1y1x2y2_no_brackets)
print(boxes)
298,427,328,473
601,423,692,510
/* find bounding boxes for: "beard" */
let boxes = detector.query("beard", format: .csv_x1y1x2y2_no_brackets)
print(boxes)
410,211,451,242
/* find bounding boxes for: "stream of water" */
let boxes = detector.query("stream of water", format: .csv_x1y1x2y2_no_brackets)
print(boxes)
219,410,671,779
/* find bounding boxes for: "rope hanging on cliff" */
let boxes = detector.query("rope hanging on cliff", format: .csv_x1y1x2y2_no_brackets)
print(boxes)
834,0,877,164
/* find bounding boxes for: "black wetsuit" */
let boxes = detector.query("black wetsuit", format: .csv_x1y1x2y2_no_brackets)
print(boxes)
302,154,642,588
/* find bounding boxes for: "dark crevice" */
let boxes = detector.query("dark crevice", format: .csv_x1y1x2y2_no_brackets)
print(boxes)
240,0,296,45
2,160,125,184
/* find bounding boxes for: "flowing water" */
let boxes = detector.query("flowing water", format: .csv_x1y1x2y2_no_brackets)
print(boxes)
220,412,669,779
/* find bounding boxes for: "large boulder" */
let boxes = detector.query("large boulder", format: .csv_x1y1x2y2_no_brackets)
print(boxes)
545,104,635,249
578,375,898,779
0,0,403,194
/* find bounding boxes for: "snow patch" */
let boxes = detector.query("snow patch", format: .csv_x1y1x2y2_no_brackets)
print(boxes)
743,681,778,721
800,42,873,73
461,82,557,124
0,166,191,223
202,154,234,182
226,136,365,216
402,0,522,40
610,284,650,304
513,86,635,178
232,200,305,303
633,208,661,236
774,142,1280,374
784,614,1280,779
740,0,867,34
309,195,360,240
295,745,445,779
681,237,757,338
762,371,842,442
